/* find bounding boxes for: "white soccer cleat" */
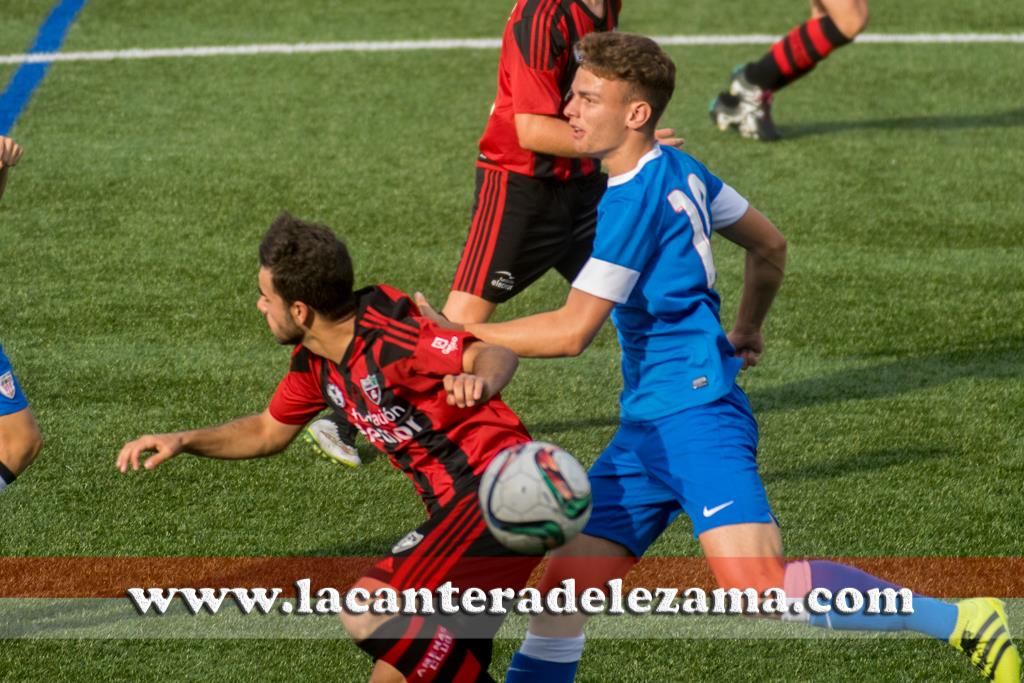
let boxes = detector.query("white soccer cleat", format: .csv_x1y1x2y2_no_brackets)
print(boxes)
304,418,362,468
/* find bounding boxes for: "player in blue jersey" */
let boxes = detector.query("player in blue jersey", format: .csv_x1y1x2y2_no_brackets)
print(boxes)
0,136,43,494
418,32,1020,683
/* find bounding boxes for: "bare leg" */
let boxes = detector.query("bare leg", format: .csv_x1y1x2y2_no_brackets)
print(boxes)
441,290,498,325
0,408,43,477
813,0,870,38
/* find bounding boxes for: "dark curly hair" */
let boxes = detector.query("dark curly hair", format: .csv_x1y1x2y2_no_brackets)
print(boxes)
258,212,356,321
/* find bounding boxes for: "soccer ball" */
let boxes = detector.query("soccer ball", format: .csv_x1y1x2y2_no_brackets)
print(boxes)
479,441,592,555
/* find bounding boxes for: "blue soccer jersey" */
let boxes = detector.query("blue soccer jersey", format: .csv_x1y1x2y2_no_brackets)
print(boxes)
572,145,749,421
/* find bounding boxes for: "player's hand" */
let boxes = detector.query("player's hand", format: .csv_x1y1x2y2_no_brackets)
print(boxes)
0,136,23,169
728,327,764,370
414,292,463,330
443,373,488,408
655,127,685,149
117,433,185,473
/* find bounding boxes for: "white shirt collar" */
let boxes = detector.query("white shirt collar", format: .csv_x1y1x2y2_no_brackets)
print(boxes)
607,144,662,187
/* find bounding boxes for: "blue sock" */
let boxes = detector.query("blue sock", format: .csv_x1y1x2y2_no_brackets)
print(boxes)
505,633,584,683
505,652,579,683
801,560,958,640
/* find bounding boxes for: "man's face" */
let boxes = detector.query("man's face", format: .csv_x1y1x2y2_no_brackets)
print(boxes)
257,266,304,345
564,66,635,159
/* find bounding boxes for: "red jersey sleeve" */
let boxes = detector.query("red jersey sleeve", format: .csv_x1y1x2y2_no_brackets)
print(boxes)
509,4,571,116
267,347,327,425
408,318,479,378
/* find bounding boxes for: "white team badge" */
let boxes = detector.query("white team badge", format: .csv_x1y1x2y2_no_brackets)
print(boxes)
391,530,424,555
430,335,460,356
360,374,382,405
326,382,345,409
0,372,14,400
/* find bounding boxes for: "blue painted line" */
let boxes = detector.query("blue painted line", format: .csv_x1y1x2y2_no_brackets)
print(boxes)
0,0,89,135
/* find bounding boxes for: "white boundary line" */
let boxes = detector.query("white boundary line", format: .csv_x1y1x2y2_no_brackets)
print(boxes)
0,33,1022,65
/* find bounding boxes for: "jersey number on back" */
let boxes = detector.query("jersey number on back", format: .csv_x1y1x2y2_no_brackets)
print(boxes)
667,175,716,287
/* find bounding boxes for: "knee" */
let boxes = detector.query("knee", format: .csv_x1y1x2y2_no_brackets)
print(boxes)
340,609,390,643
0,421,43,473
832,3,869,38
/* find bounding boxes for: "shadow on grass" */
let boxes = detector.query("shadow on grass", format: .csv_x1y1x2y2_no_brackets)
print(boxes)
749,345,1022,414
762,446,954,484
529,416,619,435
782,108,1024,139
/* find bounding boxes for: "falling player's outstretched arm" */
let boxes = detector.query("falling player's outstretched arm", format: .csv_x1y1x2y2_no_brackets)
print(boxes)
443,341,520,408
116,409,303,473
716,205,787,369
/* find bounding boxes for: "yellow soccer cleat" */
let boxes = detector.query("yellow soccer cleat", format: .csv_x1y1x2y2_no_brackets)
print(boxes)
949,598,1021,682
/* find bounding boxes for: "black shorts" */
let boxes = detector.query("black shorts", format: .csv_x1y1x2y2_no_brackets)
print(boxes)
363,486,540,641
450,160,606,304
365,487,538,593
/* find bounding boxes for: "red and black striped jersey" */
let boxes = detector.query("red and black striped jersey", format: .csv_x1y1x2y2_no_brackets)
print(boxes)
268,285,530,516
478,0,620,180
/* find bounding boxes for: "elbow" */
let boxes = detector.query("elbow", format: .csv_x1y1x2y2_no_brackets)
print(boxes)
513,116,542,153
516,130,541,153
561,330,592,358
773,233,788,261
764,232,788,272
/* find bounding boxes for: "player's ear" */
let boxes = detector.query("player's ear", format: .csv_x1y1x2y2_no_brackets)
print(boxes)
291,301,314,329
627,100,653,132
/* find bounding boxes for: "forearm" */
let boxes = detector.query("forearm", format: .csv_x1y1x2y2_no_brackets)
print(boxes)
467,309,588,358
733,249,785,332
0,167,8,201
177,414,289,459
515,114,587,158
469,345,519,398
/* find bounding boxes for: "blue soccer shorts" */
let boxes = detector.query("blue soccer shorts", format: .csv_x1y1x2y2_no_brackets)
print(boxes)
0,345,30,416
583,384,776,556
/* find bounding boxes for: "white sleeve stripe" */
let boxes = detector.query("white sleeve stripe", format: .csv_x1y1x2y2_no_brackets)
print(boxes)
710,183,749,230
571,257,640,304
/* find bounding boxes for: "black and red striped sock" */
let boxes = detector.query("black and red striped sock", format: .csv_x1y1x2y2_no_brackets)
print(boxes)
357,616,495,682
745,16,852,91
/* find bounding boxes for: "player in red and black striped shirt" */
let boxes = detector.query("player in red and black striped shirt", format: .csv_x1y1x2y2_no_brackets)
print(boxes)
445,0,622,324
117,213,540,682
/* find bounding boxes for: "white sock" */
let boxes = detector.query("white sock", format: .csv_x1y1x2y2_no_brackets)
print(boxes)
519,631,586,663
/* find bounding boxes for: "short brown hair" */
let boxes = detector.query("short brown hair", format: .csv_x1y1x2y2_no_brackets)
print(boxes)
574,32,676,131
258,212,356,320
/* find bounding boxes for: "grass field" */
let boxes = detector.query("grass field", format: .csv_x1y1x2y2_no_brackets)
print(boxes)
1,0,1022,680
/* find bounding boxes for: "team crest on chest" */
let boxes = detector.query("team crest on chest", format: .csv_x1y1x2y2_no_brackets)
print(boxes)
326,382,346,409
0,372,14,400
360,374,382,405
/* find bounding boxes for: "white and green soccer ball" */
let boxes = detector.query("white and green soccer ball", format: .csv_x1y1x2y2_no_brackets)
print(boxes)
479,441,592,555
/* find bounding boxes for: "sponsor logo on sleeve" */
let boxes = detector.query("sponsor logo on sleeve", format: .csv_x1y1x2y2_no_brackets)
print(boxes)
430,335,460,355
